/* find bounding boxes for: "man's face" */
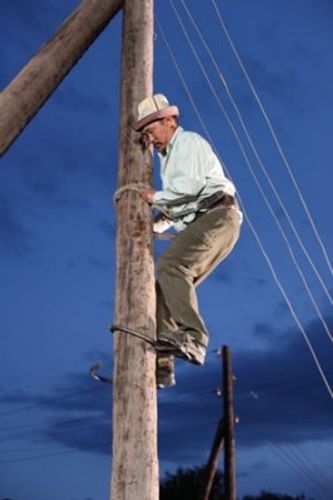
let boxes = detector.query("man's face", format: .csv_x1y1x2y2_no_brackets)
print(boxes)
142,117,176,154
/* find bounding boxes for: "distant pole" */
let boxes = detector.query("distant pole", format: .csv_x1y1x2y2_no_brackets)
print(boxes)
0,0,123,156
223,345,236,500
111,0,157,500
201,418,225,500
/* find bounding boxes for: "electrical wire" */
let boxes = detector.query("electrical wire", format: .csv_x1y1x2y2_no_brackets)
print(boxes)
210,0,333,278
290,443,333,493
0,418,107,444
159,5,333,398
0,447,84,466
180,0,333,317
170,0,333,345
285,444,332,498
266,440,328,500
0,384,107,418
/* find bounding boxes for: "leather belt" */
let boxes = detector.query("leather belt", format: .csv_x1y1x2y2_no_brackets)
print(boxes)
194,194,236,222
209,194,235,209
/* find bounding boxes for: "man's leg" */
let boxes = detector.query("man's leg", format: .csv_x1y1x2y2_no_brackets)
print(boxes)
156,206,240,360
156,354,176,389
156,282,176,389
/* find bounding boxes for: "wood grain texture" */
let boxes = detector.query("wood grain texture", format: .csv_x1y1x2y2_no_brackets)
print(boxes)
111,1,158,499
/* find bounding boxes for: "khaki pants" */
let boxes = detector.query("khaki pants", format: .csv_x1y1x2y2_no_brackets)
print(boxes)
156,204,241,348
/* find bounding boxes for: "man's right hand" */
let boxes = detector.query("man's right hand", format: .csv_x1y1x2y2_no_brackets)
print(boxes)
140,188,156,204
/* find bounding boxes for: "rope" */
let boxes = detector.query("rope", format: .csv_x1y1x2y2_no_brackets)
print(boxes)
113,182,151,203
113,181,173,218
113,181,203,222
113,183,177,240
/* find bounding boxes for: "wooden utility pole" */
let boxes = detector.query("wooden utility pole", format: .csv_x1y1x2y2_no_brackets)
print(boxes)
223,346,236,500
111,1,157,499
201,346,237,500
0,0,123,157
1,1,157,496
201,418,225,500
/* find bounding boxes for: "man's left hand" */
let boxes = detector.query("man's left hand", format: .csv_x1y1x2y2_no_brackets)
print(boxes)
140,188,156,204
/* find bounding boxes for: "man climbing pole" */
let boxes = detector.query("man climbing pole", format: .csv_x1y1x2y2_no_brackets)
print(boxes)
134,94,242,389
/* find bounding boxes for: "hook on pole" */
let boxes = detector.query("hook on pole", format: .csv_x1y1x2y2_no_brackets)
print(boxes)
90,361,112,384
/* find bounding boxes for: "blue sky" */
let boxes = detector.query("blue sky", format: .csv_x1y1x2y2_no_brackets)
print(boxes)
1,1,332,499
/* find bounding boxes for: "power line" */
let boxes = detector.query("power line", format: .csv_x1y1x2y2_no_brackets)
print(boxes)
170,0,333,346
0,417,106,442
210,0,333,278
265,440,327,500
162,1,333,398
285,443,332,498
291,443,333,494
180,0,333,325
0,384,107,418
0,447,84,467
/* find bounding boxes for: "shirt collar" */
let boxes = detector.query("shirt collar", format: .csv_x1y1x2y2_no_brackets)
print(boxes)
158,126,183,159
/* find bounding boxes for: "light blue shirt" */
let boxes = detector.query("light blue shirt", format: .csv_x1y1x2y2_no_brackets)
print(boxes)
152,127,240,231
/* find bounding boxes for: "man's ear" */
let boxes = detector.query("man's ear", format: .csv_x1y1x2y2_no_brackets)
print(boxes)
164,115,177,128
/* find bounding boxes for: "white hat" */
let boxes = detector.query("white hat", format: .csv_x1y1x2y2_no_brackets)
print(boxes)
133,94,179,132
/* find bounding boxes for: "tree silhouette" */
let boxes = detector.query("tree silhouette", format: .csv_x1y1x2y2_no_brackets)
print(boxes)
160,465,225,500
244,493,310,500
160,467,313,500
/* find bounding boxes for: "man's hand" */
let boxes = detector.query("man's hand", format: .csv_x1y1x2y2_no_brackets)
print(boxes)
140,188,156,204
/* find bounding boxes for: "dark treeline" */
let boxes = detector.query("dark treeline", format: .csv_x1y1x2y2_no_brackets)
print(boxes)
160,466,312,500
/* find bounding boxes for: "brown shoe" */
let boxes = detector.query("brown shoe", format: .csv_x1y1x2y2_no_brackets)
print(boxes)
156,355,176,390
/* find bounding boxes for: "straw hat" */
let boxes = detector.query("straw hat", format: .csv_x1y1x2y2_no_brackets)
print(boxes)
133,94,179,132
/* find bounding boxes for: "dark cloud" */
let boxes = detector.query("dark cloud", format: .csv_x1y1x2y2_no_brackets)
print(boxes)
54,84,111,114
252,460,270,471
0,0,77,86
211,266,232,284
4,148,67,202
6,147,92,211
275,300,291,315
242,57,302,106
0,369,112,456
0,0,75,41
249,277,268,287
100,299,113,309
209,253,267,290
291,41,322,67
87,257,112,271
1,316,331,466
69,498,96,500
58,196,91,210
0,195,33,256
98,218,116,240
252,322,278,339
19,155,61,199
158,316,333,463
44,415,111,456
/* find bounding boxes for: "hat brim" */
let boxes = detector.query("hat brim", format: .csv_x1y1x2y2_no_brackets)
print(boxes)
133,105,179,132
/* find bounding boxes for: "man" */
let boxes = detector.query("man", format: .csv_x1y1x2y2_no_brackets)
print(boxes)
134,94,241,389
